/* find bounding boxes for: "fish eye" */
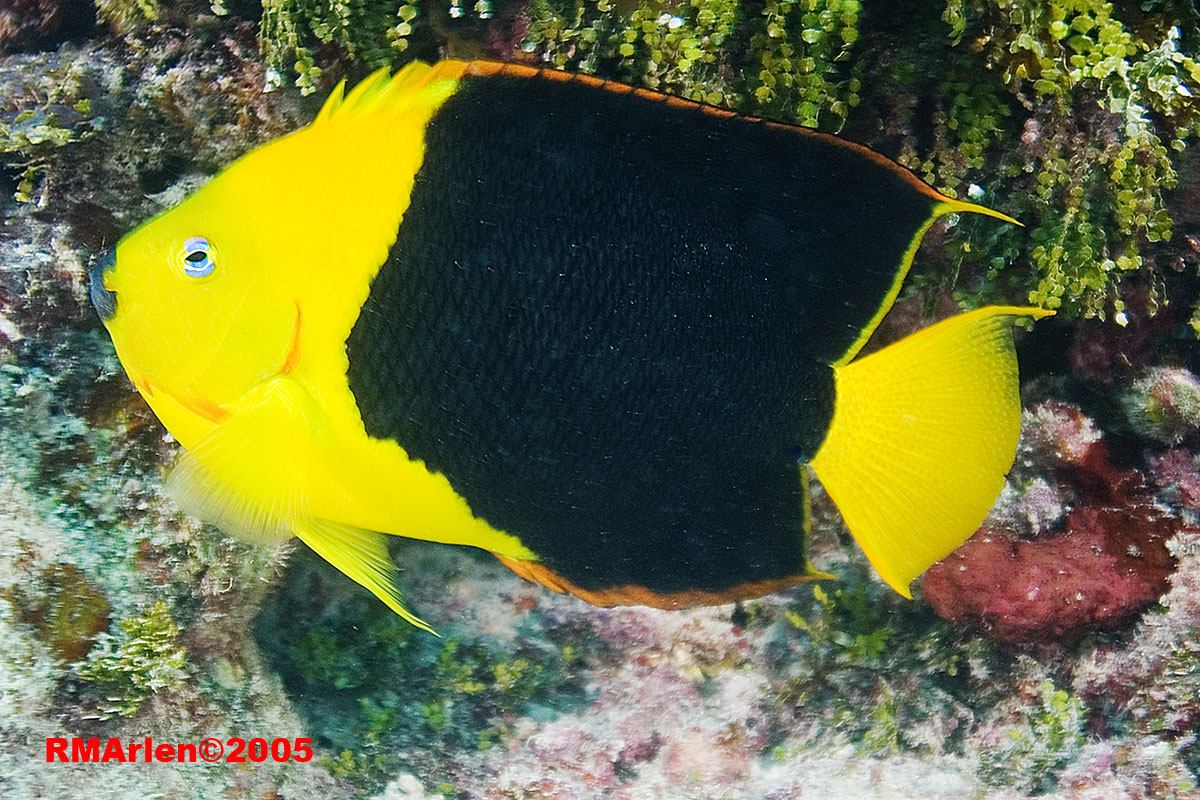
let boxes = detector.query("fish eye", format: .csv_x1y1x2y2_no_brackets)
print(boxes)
181,237,215,278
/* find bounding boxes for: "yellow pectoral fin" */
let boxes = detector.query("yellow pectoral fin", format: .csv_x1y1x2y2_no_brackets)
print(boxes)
296,519,436,635
810,305,1053,597
165,376,317,545
165,377,437,631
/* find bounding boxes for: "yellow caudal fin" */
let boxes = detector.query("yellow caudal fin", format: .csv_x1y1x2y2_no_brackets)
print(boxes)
809,305,1053,597
296,519,437,635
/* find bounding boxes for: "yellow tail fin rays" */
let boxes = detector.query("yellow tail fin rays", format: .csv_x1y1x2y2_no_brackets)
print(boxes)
809,306,1054,597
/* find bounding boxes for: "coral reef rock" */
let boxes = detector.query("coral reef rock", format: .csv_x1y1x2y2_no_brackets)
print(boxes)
923,402,1178,642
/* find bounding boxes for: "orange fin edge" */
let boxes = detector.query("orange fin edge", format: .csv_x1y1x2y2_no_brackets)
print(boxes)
495,554,818,610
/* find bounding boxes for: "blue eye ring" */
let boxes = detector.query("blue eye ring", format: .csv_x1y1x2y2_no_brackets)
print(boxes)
181,237,215,278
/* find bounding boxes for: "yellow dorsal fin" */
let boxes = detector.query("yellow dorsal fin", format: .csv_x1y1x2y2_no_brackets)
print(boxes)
297,520,437,635
810,305,1053,597
837,198,1021,367
340,68,392,112
312,61,468,127
314,78,347,124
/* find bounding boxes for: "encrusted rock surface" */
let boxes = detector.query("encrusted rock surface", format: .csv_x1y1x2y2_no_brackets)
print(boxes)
3,4,1200,800
924,403,1179,643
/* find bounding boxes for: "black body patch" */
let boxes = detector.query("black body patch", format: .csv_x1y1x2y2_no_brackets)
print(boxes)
345,73,937,595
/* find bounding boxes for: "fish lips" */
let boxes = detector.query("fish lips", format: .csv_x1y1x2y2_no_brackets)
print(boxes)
88,249,117,321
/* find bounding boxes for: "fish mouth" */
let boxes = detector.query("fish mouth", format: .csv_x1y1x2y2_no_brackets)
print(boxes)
88,250,117,321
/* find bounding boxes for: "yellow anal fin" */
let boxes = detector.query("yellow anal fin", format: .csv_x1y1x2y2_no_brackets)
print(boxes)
810,305,1053,597
297,519,437,636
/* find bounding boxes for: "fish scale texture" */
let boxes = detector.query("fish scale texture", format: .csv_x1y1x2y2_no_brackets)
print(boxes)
345,73,934,595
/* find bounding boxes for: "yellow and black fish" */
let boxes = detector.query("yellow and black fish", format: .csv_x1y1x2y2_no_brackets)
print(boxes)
89,60,1050,630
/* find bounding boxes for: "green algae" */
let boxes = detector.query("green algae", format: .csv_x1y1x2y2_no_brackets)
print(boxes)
0,66,97,204
237,0,1200,326
259,0,405,94
978,680,1088,793
772,572,1092,791
29,0,1197,325
932,0,1198,322
254,546,588,796
771,571,999,758
860,682,901,755
321,699,405,800
521,0,863,120
94,0,160,32
75,599,188,718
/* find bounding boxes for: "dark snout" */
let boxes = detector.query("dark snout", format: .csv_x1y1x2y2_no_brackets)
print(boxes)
89,250,117,321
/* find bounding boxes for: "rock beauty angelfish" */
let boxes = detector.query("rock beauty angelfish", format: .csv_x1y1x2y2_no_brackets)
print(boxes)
89,60,1051,631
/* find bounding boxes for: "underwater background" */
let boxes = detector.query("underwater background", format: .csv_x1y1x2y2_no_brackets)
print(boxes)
2,0,1200,797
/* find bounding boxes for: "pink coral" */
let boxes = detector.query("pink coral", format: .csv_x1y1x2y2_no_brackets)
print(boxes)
1072,528,1200,741
661,726,755,785
923,512,1173,642
476,604,772,800
922,403,1176,642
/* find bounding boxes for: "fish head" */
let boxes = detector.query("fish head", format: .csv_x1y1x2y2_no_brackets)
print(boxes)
90,69,445,448
91,158,305,447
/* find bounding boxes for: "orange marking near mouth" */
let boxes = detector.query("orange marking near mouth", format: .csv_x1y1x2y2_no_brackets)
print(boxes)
182,389,232,424
135,303,301,427
136,376,230,424
280,302,302,375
